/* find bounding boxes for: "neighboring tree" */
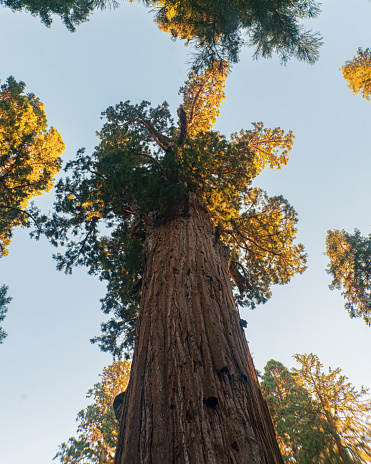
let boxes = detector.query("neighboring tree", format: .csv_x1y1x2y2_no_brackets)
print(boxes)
54,359,130,464
0,284,11,344
1,0,322,67
261,359,334,463
37,66,307,462
262,356,371,463
0,76,64,257
0,76,63,341
325,229,371,326
341,48,371,101
294,353,371,463
0,0,118,32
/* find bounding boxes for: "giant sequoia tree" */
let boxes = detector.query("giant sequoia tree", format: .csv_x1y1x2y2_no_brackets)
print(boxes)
1,0,322,66
37,67,306,463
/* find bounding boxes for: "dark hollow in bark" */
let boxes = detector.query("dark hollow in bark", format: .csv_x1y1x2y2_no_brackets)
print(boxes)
115,194,283,464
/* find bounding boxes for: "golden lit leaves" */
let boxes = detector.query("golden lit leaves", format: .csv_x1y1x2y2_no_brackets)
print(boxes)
293,353,371,461
236,122,294,171
341,48,371,101
0,77,64,256
179,62,228,138
55,360,131,464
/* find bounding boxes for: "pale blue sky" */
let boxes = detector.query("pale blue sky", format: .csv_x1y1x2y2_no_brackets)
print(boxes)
1,1,371,462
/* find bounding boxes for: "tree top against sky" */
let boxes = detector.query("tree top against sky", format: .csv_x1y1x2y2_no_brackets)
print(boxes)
0,0,322,67
34,67,307,356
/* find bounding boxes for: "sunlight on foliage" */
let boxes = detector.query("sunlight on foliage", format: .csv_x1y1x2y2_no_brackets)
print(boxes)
54,360,130,464
34,70,306,356
341,48,371,101
262,355,371,463
0,76,64,257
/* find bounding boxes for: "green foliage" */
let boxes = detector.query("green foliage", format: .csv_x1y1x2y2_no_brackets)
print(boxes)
0,76,64,257
2,0,322,66
261,359,333,463
0,0,118,32
0,284,11,344
262,355,371,463
325,229,371,326
341,48,371,101
34,73,306,355
54,360,130,464
151,0,322,68
293,354,371,462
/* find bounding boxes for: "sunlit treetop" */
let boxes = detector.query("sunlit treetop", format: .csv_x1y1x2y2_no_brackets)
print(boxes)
152,0,323,68
261,359,334,462
54,360,131,464
262,356,371,462
0,76,64,257
293,353,371,462
35,68,306,356
1,0,322,67
341,48,371,101
325,229,371,326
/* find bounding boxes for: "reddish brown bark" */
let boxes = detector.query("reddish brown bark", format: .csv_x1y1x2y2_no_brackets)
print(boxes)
115,194,283,464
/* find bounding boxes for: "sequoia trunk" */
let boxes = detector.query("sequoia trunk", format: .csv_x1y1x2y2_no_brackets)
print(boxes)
115,194,283,464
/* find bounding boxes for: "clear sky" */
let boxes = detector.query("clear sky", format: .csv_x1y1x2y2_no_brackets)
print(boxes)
0,1,370,462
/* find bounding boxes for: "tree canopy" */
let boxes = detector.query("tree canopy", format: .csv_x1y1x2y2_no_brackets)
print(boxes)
341,48,371,101
54,360,130,464
34,67,306,357
0,76,64,257
0,0,118,32
261,355,371,463
325,229,371,326
1,0,322,66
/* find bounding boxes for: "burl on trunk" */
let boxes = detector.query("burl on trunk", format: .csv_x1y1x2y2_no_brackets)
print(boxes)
115,194,283,464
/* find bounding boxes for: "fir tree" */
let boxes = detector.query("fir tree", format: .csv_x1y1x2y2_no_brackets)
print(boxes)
325,229,371,326
36,67,306,463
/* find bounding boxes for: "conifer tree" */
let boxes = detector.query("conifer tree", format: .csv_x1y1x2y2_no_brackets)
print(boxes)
341,48,371,101
54,360,130,464
293,353,371,462
261,359,333,463
0,76,64,257
1,0,322,66
37,67,306,463
262,356,371,463
325,229,371,326
0,76,63,342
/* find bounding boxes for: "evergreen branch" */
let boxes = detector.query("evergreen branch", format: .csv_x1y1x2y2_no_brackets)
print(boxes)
136,152,163,167
0,205,41,231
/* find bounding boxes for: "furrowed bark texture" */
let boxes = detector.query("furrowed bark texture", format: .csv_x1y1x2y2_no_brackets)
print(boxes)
115,194,283,464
